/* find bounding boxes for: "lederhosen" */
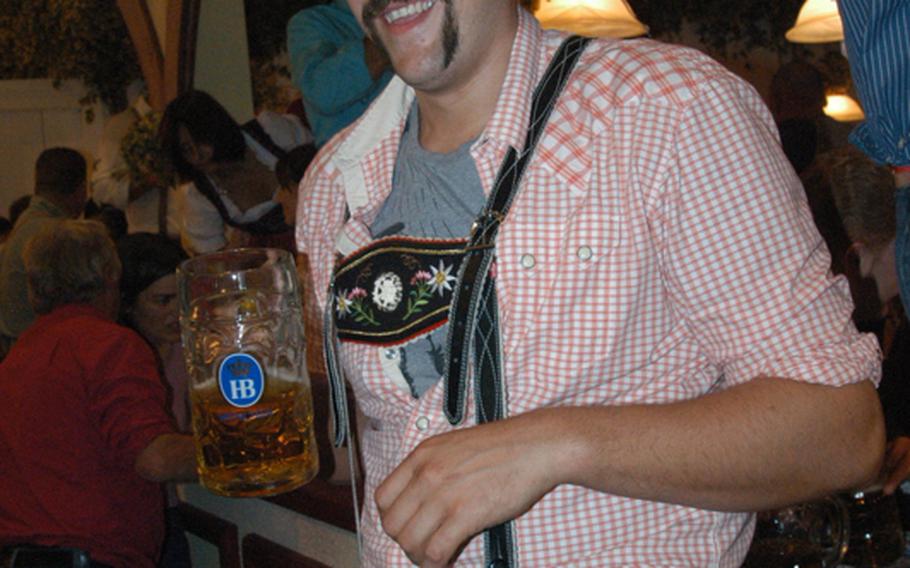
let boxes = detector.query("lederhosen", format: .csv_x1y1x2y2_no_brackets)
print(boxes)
190,120,291,236
325,36,591,567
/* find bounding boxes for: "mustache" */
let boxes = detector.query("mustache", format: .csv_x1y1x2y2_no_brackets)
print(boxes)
362,0,393,22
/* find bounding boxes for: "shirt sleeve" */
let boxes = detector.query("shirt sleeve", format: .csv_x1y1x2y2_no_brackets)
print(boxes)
837,0,910,166
287,9,380,117
650,70,881,389
180,182,226,255
90,110,134,209
84,327,175,467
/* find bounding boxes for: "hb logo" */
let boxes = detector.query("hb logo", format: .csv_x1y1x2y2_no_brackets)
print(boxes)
218,353,265,408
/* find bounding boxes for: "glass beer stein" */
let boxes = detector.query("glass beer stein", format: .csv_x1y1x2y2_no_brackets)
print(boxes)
839,484,905,568
178,248,318,497
743,496,849,568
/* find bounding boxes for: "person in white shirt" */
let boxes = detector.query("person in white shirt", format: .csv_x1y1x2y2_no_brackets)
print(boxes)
159,90,313,255
92,91,182,238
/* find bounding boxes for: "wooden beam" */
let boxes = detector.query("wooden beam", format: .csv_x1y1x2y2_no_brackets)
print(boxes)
115,0,165,109
164,0,200,106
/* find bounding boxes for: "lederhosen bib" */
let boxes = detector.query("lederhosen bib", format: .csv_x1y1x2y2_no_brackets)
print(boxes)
325,36,591,567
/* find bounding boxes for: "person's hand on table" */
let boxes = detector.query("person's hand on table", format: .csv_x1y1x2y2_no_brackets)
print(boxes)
883,436,910,495
374,409,572,567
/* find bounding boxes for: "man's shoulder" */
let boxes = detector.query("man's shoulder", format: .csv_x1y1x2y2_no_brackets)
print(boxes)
561,35,736,110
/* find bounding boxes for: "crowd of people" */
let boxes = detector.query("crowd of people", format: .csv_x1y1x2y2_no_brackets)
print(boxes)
0,0,907,567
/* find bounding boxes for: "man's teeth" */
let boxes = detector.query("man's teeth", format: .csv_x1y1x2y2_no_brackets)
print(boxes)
384,0,435,23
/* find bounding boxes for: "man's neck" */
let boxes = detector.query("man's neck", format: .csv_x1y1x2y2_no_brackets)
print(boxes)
413,18,517,154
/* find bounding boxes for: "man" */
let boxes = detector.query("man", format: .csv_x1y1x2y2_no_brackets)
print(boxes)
287,0,393,147
297,1,885,565
836,0,910,321
0,148,87,347
0,220,196,568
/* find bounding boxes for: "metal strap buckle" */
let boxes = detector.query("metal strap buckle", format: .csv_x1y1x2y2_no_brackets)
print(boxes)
465,211,505,252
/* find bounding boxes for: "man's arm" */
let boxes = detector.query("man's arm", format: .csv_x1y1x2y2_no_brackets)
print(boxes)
287,9,388,117
135,433,198,483
376,377,884,567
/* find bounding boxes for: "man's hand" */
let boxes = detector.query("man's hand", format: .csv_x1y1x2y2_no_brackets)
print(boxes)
375,411,572,567
883,436,910,494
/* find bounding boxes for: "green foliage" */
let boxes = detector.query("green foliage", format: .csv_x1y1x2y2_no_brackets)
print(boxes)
0,0,141,112
120,111,173,191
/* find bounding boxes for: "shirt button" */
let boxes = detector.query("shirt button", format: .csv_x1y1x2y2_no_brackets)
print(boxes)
520,254,536,269
415,416,430,431
384,348,397,360
576,245,593,261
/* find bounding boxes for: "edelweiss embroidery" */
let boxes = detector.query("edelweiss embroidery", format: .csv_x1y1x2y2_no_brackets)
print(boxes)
331,237,468,346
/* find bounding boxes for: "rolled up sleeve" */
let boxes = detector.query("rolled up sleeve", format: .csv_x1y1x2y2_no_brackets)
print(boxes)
654,72,882,389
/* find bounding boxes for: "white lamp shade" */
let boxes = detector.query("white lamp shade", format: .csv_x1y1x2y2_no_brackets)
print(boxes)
534,0,648,38
824,93,864,122
786,0,843,43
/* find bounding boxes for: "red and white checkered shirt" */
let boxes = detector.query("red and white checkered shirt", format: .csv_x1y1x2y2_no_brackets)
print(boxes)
297,8,881,567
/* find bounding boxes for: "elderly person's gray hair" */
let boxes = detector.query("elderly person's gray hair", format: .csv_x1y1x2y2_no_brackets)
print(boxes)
23,219,122,314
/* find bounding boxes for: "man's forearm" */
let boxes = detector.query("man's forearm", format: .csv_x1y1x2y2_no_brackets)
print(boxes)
553,377,885,511
136,433,199,483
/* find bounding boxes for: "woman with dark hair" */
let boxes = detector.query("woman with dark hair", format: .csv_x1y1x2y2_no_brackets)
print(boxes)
159,90,312,255
117,233,193,568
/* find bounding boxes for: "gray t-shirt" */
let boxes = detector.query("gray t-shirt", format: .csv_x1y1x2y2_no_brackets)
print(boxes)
370,104,485,397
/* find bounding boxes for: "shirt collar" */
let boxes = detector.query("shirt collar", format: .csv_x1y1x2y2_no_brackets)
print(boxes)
30,194,69,218
328,6,546,217
477,6,544,155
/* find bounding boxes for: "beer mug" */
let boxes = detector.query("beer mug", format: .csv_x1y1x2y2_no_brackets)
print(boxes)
839,484,905,567
743,496,849,568
177,248,318,497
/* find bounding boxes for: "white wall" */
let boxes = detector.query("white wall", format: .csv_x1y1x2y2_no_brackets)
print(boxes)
194,0,255,123
0,79,105,219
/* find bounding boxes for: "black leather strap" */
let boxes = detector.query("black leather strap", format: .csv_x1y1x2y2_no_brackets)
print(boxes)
443,35,591,568
444,34,591,425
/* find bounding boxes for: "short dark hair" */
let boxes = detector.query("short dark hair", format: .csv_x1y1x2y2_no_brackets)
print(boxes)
159,90,246,181
34,148,86,196
0,217,11,237
8,195,31,226
117,232,187,318
275,144,318,189
86,202,128,241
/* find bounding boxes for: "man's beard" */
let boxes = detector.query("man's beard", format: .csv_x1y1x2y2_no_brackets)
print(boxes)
361,0,460,71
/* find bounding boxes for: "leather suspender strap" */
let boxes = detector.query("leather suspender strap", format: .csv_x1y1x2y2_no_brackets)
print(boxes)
241,119,289,161
444,35,591,425
443,35,591,568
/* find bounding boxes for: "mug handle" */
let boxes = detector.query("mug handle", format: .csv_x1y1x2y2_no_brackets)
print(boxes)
818,495,850,567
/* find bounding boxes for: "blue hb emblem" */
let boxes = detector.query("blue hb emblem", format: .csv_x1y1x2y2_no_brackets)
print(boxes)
218,353,265,408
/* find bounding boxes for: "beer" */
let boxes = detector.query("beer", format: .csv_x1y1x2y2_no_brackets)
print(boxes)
178,248,319,498
191,380,318,497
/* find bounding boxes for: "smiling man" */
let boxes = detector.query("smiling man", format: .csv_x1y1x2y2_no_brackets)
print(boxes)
296,1,886,566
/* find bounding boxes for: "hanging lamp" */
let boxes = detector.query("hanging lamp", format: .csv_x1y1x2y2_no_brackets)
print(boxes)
533,0,648,38
786,0,843,43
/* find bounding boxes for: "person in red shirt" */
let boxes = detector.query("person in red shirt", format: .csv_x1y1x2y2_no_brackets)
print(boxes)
0,220,196,568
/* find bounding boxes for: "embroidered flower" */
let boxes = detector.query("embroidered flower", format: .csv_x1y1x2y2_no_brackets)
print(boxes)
403,270,433,321
429,260,457,297
335,290,352,318
411,270,432,286
372,272,403,312
337,287,379,325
